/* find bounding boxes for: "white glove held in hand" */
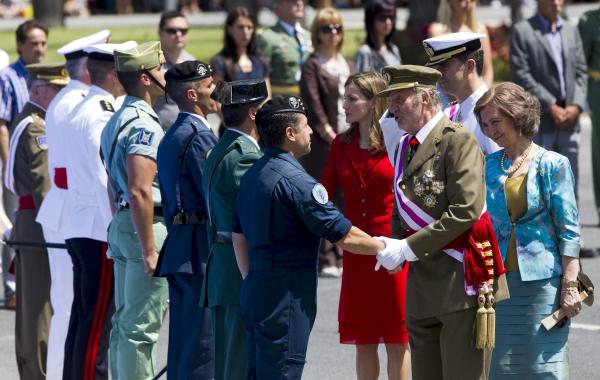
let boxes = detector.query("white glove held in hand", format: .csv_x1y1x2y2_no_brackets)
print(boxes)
374,236,406,271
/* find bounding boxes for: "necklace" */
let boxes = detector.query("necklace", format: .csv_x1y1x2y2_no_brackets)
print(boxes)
501,142,534,175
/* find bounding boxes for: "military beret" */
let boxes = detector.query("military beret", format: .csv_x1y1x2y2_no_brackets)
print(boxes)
423,32,486,66
114,41,165,72
214,79,268,106
57,30,111,60
377,64,441,97
165,60,213,82
256,96,306,124
26,62,70,86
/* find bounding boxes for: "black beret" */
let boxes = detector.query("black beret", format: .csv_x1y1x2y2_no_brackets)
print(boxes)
213,79,268,106
165,60,212,82
256,96,306,125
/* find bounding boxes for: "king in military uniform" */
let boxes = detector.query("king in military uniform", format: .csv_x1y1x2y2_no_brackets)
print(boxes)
257,0,311,96
374,65,508,380
201,79,268,380
5,62,68,380
155,60,218,379
99,41,169,380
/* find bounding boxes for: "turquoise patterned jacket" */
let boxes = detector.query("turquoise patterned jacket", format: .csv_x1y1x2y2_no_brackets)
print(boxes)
485,147,580,281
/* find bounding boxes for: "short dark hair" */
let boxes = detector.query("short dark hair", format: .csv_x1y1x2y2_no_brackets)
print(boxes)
257,112,301,148
88,59,115,84
117,70,144,94
16,19,48,44
457,49,484,76
165,79,197,106
159,10,186,29
222,99,262,127
220,7,257,62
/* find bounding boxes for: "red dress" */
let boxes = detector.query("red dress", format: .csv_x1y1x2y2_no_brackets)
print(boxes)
321,132,408,345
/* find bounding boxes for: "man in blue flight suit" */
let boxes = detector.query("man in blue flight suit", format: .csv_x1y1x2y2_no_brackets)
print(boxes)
232,96,387,379
155,60,217,379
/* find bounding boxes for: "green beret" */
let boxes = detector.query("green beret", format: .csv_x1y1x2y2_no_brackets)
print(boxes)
377,65,442,97
114,41,165,72
26,62,70,86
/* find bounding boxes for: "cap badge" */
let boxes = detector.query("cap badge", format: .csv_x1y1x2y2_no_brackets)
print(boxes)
423,42,434,58
289,97,300,108
197,64,208,76
382,71,391,84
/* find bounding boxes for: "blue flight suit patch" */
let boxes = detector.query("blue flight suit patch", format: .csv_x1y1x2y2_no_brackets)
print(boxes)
138,129,155,146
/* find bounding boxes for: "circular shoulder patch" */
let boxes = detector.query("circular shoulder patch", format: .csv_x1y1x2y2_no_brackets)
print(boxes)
311,183,329,205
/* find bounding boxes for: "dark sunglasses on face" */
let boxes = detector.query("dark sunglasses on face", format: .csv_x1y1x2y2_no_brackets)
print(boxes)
163,27,189,35
375,14,395,22
320,24,343,34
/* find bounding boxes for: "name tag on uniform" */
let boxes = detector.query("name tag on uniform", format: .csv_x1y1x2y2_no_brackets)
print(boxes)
36,135,48,150
138,129,155,146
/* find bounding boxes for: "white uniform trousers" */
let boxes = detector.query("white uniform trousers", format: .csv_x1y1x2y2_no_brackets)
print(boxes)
41,225,73,380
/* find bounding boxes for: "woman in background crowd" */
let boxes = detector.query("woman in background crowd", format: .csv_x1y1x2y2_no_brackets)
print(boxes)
322,72,410,380
300,7,353,278
354,0,401,74
429,0,494,86
476,82,581,379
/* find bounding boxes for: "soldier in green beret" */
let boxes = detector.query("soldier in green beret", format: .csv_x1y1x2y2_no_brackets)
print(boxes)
257,0,312,97
8,62,67,380
99,41,169,380
579,9,600,255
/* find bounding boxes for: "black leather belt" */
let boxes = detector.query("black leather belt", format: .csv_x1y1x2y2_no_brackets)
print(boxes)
173,211,206,225
214,231,232,244
118,201,163,217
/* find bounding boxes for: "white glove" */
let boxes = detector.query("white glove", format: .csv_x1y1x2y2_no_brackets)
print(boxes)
374,236,406,271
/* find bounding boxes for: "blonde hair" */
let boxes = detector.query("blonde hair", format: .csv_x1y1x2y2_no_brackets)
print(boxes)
437,0,479,32
342,72,389,154
311,7,344,53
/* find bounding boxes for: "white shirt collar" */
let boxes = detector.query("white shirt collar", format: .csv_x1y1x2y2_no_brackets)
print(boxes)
278,20,302,36
180,112,211,129
229,128,260,149
88,85,115,101
460,83,488,115
415,111,444,144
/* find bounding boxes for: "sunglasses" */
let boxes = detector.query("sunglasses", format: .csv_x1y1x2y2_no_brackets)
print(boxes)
320,24,343,34
163,27,189,35
375,14,396,22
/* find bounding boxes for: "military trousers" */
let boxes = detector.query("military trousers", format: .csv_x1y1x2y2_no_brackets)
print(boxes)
14,247,51,380
211,304,247,380
589,82,600,218
166,272,214,379
63,238,114,380
107,209,168,380
406,307,490,380
241,268,318,380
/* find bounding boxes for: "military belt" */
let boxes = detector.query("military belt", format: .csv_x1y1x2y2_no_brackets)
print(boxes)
270,84,300,96
173,211,206,225
118,201,163,217
214,231,232,244
589,69,600,81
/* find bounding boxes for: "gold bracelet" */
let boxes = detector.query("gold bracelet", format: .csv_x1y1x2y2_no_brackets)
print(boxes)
561,277,579,288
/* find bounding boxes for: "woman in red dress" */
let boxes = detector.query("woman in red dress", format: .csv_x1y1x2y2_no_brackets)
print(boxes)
321,72,410,380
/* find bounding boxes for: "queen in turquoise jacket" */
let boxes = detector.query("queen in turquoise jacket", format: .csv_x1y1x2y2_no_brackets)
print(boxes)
475,82,582,380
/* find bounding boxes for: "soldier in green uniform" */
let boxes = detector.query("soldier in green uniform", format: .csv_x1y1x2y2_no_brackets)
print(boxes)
99,41,169,380
257,0,311,97
579,9,600,247
201,79,268,380
6,63,68,380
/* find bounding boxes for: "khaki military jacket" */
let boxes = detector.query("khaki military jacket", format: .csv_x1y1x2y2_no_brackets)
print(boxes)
8,102,50,251
392,115,489,318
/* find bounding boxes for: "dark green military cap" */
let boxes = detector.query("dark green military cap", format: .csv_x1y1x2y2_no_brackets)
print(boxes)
377,64,442,97
26,62,70,86
114,41,165,72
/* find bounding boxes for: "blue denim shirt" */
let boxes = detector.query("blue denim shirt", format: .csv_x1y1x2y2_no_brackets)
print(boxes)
486,147,580,281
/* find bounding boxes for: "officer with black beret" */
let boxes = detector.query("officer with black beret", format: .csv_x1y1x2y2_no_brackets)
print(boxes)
201,78,268,380
232,96,386,379
156,59,218,379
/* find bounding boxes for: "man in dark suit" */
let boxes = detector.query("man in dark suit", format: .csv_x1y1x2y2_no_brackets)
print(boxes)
510,0,587,191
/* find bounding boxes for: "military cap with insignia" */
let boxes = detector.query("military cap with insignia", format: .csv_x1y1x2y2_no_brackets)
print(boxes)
57,30,111,60
256,96,306,124
26,62,70,86
213,79,268,106
377,64,442,97
84,41,137,62
114,41,165,72
165,60,213,83
422,32,486,67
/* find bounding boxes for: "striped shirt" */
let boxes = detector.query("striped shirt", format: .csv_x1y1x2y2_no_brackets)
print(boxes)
0,58,28,124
